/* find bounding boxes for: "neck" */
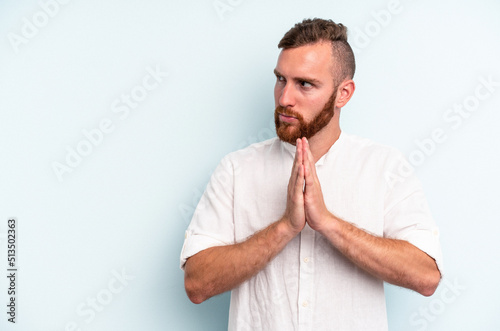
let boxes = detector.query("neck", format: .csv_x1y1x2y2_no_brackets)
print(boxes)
307,113,341,163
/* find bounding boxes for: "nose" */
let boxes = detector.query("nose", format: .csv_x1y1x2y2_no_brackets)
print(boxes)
276,82,296,109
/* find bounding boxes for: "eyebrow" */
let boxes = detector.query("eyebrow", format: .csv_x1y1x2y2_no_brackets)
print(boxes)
273,69,321,86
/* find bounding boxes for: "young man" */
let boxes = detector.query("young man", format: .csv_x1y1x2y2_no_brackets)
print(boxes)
180,18,442,330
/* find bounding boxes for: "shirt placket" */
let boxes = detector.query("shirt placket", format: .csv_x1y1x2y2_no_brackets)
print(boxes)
297,224,315,331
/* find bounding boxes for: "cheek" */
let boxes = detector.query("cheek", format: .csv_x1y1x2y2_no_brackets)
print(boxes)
315,91,334,108
303,97,327,117
273,85,281,106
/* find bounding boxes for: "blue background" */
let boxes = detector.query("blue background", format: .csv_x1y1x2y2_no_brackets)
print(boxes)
1,0,499,330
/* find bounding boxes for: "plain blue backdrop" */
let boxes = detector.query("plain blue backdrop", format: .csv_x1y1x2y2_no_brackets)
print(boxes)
1,0,499,330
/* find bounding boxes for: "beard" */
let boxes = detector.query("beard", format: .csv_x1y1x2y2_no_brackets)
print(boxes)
274,89,336,145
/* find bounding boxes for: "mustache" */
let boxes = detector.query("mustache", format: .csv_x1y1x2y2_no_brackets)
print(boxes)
275,106,303,121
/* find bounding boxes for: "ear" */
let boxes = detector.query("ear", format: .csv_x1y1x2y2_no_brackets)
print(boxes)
335,79,355,109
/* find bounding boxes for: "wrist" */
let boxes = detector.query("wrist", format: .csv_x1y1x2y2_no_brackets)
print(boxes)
277,216,302,239
314,211,339,237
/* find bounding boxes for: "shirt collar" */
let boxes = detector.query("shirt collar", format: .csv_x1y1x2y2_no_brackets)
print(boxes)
279,131,345,165
281,139,297,157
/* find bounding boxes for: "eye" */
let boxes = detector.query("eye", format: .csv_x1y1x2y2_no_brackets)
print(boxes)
300,81,313,88
276,74,285,82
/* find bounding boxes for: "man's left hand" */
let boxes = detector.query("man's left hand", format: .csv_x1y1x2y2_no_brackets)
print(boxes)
300,137,333,232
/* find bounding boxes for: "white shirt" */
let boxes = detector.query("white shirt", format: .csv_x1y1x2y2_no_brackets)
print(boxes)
180,132,443,331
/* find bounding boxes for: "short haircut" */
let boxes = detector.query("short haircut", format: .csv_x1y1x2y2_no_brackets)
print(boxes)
278,18,356,84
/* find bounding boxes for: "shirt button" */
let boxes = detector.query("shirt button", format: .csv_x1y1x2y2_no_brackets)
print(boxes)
302,301,309,307
303,257,309,263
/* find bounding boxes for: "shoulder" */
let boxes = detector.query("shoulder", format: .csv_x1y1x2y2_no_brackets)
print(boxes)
209,138,285,184
343,132,403,157
339,132,406,169
224,137,282,162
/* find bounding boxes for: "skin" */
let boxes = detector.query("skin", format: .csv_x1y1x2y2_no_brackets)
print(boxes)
184,41,441,304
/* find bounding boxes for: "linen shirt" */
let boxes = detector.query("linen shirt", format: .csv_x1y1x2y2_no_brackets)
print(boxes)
180,132,443,331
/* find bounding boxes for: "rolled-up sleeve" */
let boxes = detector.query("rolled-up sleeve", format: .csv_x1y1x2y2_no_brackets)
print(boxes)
383,154,444,274
180,155,235,270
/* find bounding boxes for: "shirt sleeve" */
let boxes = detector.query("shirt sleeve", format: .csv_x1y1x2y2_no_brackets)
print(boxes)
180,155,236,270
383,153,444,274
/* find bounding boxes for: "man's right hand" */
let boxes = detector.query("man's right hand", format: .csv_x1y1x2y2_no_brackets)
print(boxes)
282,138,306,234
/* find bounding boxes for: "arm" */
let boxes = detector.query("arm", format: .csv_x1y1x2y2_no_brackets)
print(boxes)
184,140,307,304
300,138,441,296
317,215,441,296
184,218,296,304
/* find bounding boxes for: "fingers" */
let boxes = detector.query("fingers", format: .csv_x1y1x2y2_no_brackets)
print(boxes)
290,139,302,175
295,160,305,194
284,139,306,234
288,139,300,189
292,138,304,194
288,138,305,201
291,138,302,180
296,138,303,168
304,162,315,195
300,138,328,230
302,138,311,186
302,138,317,176
301,138,317,190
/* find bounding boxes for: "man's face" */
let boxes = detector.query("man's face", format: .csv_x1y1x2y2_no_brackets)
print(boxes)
273,42,338,144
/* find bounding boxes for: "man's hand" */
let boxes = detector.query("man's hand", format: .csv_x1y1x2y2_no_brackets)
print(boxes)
282,138,307,234
293,137,440,296
301,138,331,231
283,137,331,233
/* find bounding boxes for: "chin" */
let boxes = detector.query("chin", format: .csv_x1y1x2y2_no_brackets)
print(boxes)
276,126,301,145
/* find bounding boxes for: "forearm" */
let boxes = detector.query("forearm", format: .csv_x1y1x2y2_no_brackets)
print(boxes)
319,213,441,296
184,218,296,304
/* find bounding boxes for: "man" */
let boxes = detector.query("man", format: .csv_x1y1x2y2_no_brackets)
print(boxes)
180,18,442,330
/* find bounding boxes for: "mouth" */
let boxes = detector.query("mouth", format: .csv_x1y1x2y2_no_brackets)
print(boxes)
278,113,298,123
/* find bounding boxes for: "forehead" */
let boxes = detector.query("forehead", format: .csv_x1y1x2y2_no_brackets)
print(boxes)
275,42,335,83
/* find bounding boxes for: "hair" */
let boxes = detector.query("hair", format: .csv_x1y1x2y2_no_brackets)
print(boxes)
278,18,356,84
